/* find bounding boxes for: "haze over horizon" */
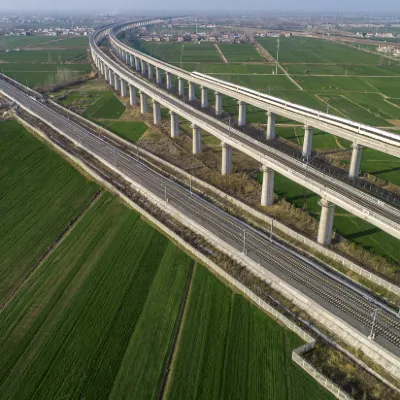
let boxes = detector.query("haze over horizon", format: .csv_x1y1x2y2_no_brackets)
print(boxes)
1,0,400,13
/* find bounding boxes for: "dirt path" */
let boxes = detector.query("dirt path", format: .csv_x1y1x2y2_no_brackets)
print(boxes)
214,43,228,63
24,37,75,49
0,189,103,311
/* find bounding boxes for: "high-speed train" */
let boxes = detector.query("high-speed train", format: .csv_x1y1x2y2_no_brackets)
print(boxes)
191,71,400,148
99,22,400,151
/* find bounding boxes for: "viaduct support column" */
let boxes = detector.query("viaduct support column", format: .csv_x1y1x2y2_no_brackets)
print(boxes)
266,111,276,141
130,54,135,68
141,60,147,76
114,73,120,92
238,100,246,126
188,81,195,101
156,67,162,84
178,77,184,96
191,124,202,154
221,142,232,175
215,92,222,116
201,86,208,108
317,199,335,246
140,91,148,114
166,72,173,89
302,125,313,158
147,64,153,80
261,165,275,206
108,69,114,86
349,143,363,179
120,79,128,97
104,65,109,82
170,111,179,138
153,100,161,125
129,84,137,106
135,57,141,72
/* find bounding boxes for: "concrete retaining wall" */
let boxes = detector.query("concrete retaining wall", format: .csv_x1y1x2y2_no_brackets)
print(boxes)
48,99,400,298
293,347,353,400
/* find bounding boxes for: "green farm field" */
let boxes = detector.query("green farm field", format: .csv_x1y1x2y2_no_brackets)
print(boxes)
0,120,335,399
218,43,264,62
83,91,126,119
0,35,90,89
257,37,388,64
0,35,61,49
0,35,88,50
0,49,86,63
0,120,98,305
166,266,334,400
58,88,146,141
101,120,148,142
2,63,92,87
38,36,89,49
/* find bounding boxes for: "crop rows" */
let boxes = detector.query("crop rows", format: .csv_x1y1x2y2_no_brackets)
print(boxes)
83,91,125,119
0,193,192,399
218,43,264,62
166,266,334,400
0,120,98,304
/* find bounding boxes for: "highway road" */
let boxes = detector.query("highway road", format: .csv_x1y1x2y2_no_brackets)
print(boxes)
91,38,400,241
1,77,400,359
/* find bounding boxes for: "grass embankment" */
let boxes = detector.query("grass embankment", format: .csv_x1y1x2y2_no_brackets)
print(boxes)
0,120,98,305
59,88,148,142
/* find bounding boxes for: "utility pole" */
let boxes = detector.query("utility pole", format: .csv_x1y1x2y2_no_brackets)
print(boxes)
270,219,273,241
163,184,168,203
368,308,378,340
275,38,280,75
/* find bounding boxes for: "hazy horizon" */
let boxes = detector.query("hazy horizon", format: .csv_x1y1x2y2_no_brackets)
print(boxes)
1,0,400,14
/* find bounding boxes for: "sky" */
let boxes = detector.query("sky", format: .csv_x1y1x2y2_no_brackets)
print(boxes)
2,0,400,13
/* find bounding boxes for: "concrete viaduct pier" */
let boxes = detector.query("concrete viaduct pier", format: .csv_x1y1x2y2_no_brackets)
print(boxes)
91,27,400,248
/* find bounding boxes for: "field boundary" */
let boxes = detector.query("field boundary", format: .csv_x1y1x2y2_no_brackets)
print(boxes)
214,44,228,63
0,142,103,310
47,99,400,298
157,261,194,400
16,114,400,396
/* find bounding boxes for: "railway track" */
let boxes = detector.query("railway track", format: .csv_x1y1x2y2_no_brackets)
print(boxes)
2,78,400,356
